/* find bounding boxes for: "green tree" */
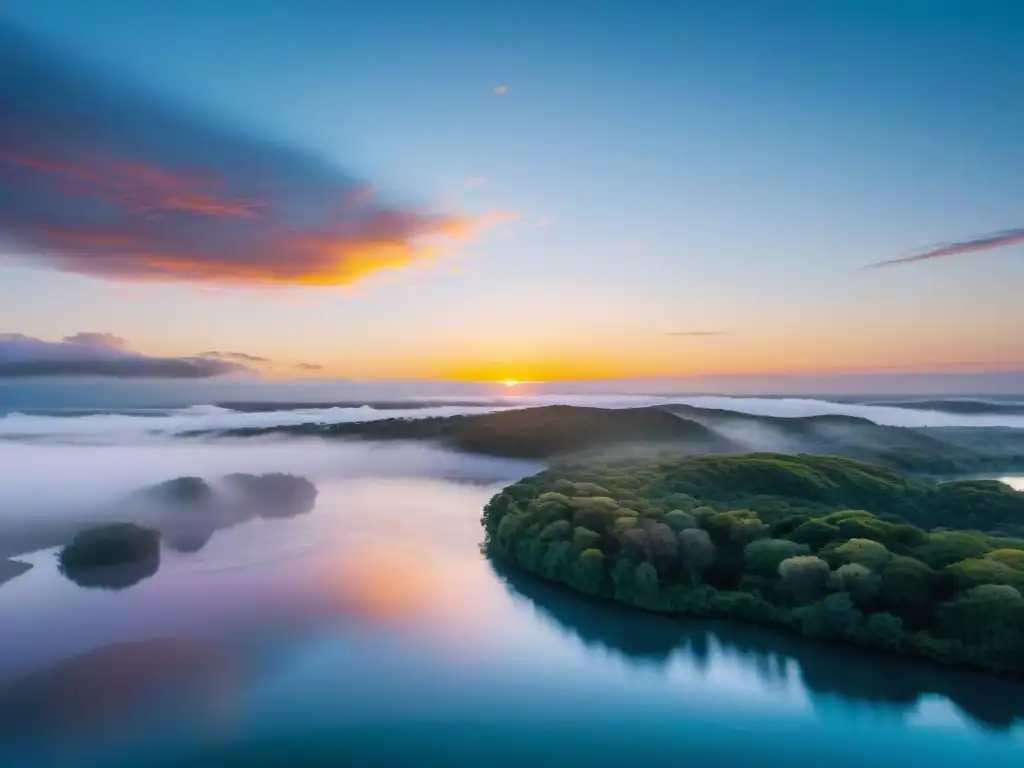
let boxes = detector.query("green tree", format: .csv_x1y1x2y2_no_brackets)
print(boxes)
634,561,660,605
863,611,904,649
779,555,831,604
665,509,697,531
619,527,650,560
610,556,636,602
572,482,612,497
539,519,572,541
879,556,935,619
641,521,678,570
678,528,715,584
572,526,601,551
832,538,893,571
571,496,622,529
706,510,766,546
936,584,1024,646
531,491,574,521
914,531,990,570
744,539,810,576
539,540,573,581
828,562,881,606
945,558,1024,592
570,548,606,595
985,549,1024,570
788,521,841,549
613,516,638,532
495,512,528,552
801,592,863,639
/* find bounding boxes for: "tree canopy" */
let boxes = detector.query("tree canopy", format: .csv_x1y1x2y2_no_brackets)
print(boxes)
483,452,1024,676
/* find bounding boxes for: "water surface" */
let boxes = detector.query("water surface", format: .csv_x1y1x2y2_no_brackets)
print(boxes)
2,470,1024,767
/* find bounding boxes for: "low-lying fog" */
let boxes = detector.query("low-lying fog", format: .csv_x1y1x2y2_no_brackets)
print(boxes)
4,395,1024,441
0,436,542,558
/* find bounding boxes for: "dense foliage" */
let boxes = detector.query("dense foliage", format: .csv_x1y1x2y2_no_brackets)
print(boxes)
483,453,1024,675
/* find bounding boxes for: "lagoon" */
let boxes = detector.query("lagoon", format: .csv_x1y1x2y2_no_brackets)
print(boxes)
2,471,1024,767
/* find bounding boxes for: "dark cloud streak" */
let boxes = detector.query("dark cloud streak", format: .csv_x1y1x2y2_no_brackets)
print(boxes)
0,358,244,379
0,333,249,379
865,228,1024,269
200,351,272,364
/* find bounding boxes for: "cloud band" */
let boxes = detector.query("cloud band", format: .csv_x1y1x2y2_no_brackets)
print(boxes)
0,23,477,286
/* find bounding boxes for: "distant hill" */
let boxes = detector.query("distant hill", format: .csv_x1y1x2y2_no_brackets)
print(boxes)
660,404,986,473
209,403,1024,475
217,405,736,459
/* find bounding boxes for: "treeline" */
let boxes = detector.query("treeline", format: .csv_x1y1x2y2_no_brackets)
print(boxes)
482,453,1024,676
216,405,727,459
210,404,1024,475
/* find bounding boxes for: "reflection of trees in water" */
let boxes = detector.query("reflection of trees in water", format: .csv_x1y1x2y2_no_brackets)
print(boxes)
60,550,161,590
155,473,318,552
490,558,1024,731
55,474,319,590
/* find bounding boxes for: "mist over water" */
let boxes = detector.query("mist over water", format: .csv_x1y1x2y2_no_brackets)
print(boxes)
0,437,539,551
2,385,1024,765
3,391,1024,441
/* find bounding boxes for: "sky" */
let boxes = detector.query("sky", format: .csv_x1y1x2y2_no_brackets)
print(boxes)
1,0,1022,389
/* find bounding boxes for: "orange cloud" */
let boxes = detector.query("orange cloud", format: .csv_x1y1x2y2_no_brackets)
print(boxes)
1,154,493,285
0,26,490,287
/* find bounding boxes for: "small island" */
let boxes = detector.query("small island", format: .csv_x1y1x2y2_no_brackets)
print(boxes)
58,523,162,590
51,473,321,587
482,453,1024,676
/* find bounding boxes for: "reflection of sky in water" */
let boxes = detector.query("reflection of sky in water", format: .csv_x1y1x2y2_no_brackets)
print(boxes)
2,475,1024,766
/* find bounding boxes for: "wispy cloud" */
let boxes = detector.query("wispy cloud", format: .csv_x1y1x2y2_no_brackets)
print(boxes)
463,176,485,188
199,350,272,364
865,228,1024,269
0,23,490,287
493,84,510,96
668,330,728,337
200,351,327,373
0,333,250,378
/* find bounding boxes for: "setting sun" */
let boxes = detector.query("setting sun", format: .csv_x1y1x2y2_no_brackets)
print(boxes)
503,379,519,387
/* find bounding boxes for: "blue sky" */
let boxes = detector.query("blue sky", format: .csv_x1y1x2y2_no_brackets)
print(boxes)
1,0,1022,385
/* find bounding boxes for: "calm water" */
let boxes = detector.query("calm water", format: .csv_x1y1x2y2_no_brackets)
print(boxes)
2,472,1024,767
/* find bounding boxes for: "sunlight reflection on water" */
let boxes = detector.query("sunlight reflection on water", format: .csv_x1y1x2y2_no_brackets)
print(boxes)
1,473,1024,766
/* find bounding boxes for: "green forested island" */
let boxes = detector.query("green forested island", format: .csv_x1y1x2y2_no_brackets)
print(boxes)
482,453,1024,676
